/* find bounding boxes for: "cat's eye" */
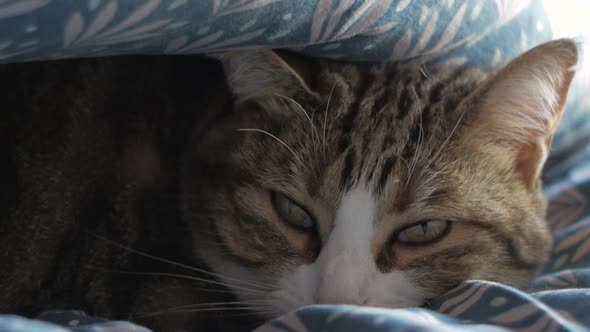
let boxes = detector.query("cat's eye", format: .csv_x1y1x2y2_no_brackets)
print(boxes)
271,192,315,230
396,220,450,245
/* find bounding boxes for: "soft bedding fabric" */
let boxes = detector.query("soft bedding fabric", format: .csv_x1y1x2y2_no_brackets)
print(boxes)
1,1,589,331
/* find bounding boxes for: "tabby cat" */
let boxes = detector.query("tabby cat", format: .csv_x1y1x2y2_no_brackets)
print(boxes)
0,39,578,331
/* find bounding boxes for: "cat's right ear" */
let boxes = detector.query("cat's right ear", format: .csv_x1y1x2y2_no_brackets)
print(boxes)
209,49,319,104
463,38,579,189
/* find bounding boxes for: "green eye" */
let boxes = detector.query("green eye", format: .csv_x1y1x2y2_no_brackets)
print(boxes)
396,220,450,244
271,192,315,230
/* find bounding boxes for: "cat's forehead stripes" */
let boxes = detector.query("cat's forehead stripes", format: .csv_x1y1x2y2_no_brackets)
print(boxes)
323,63,477,215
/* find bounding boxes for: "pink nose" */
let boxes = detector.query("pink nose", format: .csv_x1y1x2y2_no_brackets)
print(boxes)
315,295,368,305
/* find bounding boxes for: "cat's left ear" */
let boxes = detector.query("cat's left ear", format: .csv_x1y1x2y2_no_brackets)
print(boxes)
465,39,579,188
211,49,319,103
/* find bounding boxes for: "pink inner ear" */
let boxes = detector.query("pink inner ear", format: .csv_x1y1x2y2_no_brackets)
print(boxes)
515,141,546,189
465,40,578,189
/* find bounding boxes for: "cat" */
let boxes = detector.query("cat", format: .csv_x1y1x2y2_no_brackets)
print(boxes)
0,39,578,332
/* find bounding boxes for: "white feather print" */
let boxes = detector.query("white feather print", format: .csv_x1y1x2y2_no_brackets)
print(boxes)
94,19,170,42
495,0,531,25
63,12,84,47
488,303,543,324
572,238,590,261
470,3,482,21
165,35,189,52
446,284,491,317
84,32,161,46
336,0,394,40
268,29,291,40
437,284,474,313
78,0,117,41
61,0,169,48
211,0,222,15
410,11,439,56
239,19,258,32
528,315,555,332
390,29,412,59
396,0,411,12
321,1,354,41
217,0,279,17
360,21,398,37
199,28,265,51
0,41,11,51
177,31,225,53
0,0,50,18
310,0,332,42
100,0,160,37
432,2,467,52
418,5,429,25
87,0,101,11
333,0,374,39
164,21,188,30
167,0,186,11
0,48,38,60
444,56,467,68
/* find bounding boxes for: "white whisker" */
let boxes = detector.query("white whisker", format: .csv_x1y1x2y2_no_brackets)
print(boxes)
84,266,269,295
87,235,274,290
405,86,424,188
323,81,337,164
423,108,466,172
275,93,319,144
237,128,299,163
136,306,273,318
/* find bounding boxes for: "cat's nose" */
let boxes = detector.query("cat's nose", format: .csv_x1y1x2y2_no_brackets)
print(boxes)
315,295,369,306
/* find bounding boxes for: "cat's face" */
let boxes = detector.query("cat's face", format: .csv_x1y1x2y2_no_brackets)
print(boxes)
182,40,578,318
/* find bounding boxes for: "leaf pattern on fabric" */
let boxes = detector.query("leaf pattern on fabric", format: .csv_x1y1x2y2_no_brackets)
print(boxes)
0,0,50,19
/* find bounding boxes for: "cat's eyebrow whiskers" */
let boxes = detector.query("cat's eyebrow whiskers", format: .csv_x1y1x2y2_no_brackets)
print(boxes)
323,81,337,165
275,93,320,144
423,107,466,172
237,128,301,166
275,93,324,179
405,86,425,189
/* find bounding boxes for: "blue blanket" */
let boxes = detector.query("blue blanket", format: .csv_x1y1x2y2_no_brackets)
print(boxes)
1,0,589,331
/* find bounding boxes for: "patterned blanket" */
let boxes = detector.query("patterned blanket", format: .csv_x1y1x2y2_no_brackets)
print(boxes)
0,0,589,331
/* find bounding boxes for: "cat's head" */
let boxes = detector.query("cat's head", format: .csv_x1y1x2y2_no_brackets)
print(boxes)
182,39,578,317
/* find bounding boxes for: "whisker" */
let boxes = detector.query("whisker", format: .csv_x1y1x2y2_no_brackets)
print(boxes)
275,94,325,181
84,266,269,296
147,301,270,318
275,93,319,144
157,301,268,313
136,306,273,318
406,86,424,189
323,81,337,164
156,285,253,295
90,233,273,291
423,109,466,172
237,128,299,164
418,63,430,79
261,176,288,187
